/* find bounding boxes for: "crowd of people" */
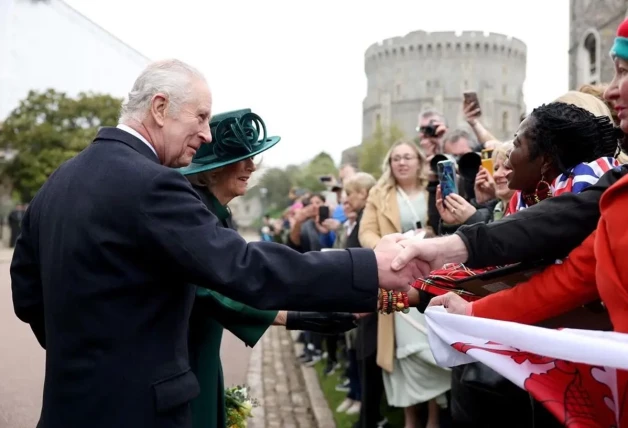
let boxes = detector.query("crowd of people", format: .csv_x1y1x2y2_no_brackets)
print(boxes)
250,53,626,428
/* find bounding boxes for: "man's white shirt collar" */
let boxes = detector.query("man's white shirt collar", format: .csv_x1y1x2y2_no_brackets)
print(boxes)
116,124,158,158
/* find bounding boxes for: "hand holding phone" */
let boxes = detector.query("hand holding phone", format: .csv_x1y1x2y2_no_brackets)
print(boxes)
437,160,458,200
318,206,330,224
463,91,481,119
481,149,494,176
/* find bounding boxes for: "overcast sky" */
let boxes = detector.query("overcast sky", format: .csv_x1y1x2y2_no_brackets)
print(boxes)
65,0,570,168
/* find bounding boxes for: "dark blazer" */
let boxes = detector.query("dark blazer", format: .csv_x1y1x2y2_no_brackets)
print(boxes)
10,127,379,428
345,210,363,249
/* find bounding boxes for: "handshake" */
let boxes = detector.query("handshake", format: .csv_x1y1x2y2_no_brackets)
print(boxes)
373,233,469,293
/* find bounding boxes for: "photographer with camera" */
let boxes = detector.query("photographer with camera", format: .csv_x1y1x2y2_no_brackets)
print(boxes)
416,110,448,160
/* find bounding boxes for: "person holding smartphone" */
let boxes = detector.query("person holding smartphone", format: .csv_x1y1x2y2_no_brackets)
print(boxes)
462,91,500,150
359,140,450,428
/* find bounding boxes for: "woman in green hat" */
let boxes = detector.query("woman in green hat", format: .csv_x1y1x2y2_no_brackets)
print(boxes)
179,109,357,428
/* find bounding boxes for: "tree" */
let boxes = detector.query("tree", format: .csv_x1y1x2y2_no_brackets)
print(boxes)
358,123,404,179
257,167,293,208
295,152,337,192
0,89,122,201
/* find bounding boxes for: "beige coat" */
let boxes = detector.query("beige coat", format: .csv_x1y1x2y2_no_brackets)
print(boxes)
358,185,429,373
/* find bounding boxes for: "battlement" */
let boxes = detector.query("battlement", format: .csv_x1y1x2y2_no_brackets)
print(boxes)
364,30,527,62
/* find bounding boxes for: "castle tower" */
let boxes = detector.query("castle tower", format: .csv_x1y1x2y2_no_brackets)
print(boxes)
568,0,628,90
362,31,527,142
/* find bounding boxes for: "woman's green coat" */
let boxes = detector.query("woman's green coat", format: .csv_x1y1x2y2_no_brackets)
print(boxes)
188,186,277,428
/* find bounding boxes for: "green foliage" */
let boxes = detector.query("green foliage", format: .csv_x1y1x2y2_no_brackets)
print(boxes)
358,123,404,179
294,152,337,192
257,167,293,208
0,89,122,201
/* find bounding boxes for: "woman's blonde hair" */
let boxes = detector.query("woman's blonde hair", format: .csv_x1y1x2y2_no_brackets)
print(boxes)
376,140,428,193
344,172,377,194
554,91,614,123
577,84,617,124
492,140,514,164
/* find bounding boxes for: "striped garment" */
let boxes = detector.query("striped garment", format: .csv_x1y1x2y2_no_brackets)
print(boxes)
507,156,620,214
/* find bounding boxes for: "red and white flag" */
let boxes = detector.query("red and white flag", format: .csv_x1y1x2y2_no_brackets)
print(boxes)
424,307,628,428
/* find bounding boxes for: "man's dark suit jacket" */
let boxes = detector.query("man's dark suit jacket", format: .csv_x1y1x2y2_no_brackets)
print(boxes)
11,128,379,428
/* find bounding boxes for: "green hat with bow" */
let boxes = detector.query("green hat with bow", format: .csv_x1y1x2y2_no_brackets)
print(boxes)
178,109,281,176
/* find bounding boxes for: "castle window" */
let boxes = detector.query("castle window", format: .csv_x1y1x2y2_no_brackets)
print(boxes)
375,114,381,129
456,43,461,52
409,45,414,52
502,111,509,133
584,34,597,75
577,29,601,85
502,84,507,96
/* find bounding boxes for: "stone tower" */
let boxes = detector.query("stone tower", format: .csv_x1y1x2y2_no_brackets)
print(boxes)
569,0,628,90
362,31,527,142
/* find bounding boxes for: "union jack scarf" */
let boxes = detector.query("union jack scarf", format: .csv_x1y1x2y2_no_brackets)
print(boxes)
507,157,620,214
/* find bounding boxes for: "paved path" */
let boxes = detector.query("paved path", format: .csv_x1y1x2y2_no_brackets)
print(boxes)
249,327,317,428
0,249,44,428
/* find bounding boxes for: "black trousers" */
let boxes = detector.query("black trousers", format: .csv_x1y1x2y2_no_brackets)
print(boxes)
449,365,562,428
355,352,384,428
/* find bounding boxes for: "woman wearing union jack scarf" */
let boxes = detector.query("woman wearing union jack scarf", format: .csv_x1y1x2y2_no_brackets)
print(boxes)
430,16,628,427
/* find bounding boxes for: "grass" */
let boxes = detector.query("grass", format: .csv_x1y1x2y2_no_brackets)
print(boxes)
312,359,404,428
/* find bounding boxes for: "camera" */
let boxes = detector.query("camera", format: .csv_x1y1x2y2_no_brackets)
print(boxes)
419,120,440,138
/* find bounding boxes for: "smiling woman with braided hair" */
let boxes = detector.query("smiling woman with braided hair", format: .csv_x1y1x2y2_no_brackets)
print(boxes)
503,101,619,213
432,100,620,428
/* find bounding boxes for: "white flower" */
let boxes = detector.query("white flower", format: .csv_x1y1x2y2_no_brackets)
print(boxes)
240,400,253,417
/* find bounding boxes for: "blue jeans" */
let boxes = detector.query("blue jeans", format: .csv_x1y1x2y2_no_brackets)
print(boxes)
347,349,362,401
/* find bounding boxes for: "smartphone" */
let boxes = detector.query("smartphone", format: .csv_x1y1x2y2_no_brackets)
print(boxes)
319,176,333,183
463,91,481,116
481,149,494,176
318,206,330,223
437,160,458,199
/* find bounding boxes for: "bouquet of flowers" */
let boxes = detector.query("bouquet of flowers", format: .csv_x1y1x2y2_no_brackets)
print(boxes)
225,385,259,428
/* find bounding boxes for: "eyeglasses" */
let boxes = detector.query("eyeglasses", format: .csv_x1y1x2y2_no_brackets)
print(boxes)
391,155,418,163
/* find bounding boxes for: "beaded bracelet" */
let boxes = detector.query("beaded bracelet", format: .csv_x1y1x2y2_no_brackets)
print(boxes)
378,289,410,314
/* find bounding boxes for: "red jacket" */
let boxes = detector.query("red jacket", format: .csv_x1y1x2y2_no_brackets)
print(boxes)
472,173,628,333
